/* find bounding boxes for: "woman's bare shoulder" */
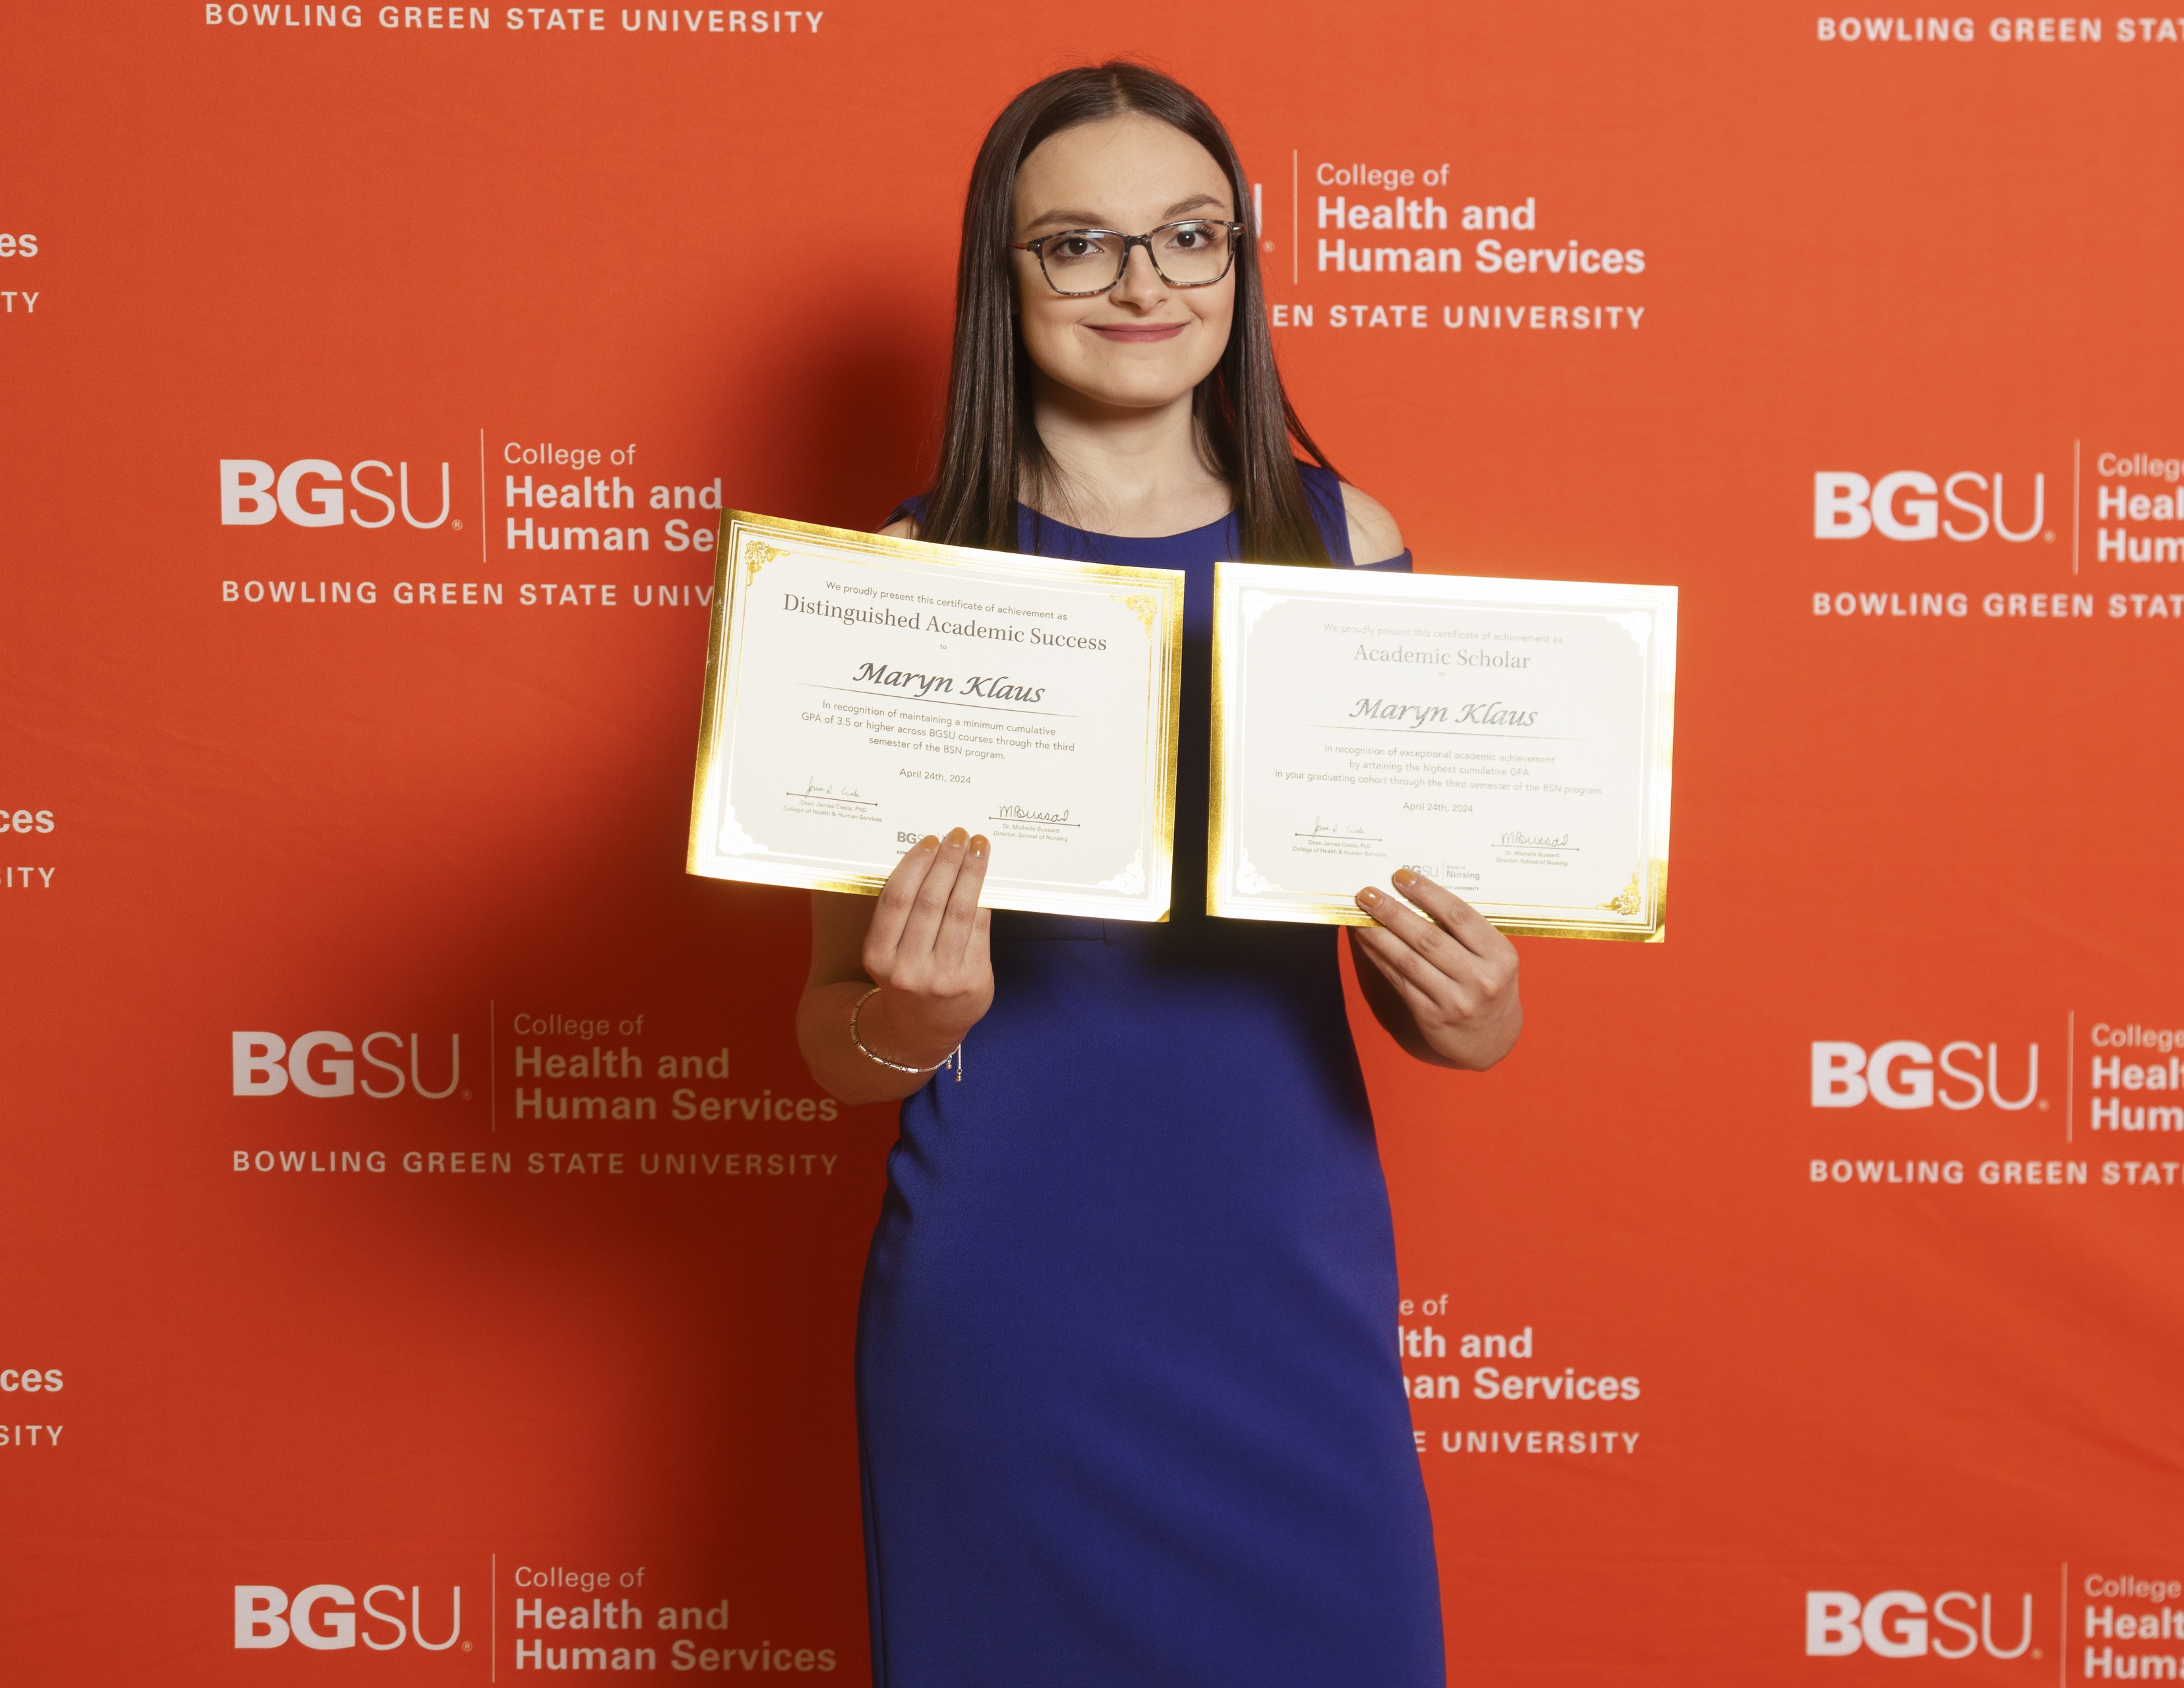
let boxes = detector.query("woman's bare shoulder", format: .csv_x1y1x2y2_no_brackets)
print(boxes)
880,516,918,540
1338,483,1405,565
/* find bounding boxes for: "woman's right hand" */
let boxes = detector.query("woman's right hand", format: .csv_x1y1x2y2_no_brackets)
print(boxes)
798,829,995,1104
853,828,995,1070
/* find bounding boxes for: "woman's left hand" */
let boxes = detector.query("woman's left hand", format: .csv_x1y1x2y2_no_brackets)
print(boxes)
1347,869,1523,1070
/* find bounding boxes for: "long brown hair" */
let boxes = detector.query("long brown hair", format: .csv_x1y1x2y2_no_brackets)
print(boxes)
919,62,1339,565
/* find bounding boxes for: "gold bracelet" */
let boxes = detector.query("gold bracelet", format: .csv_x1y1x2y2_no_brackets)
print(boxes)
850,986,951,1075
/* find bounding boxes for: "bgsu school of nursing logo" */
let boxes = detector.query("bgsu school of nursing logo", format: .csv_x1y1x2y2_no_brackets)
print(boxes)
1804,1589,2038,1661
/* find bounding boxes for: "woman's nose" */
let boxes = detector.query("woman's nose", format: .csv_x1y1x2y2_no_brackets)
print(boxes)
1109,242,1166,307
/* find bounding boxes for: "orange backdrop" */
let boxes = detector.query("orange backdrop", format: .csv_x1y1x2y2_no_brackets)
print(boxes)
5,3,2181,1681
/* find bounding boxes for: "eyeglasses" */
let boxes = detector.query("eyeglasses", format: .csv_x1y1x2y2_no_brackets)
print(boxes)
1010,220,1243,296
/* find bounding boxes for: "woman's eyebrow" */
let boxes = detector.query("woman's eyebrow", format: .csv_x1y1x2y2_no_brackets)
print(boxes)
1021,208,1110,231
1020,192,1231,233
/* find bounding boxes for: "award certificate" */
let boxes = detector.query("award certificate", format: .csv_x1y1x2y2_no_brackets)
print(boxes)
688,513,1185,920
1209,562,1676,940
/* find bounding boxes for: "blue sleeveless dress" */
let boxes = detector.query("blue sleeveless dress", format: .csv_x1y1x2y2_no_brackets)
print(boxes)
856,465,1444,1687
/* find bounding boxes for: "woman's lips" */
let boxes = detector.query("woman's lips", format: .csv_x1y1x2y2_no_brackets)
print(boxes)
1088,322,1188,342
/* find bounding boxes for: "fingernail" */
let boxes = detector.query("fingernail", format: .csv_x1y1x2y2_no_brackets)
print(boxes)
968,834,989,859
943,826,968,846
1357,887,1382,907
1391,868,1417,890
918,835,939,851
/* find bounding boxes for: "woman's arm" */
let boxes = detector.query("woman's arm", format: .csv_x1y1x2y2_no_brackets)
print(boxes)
1329,485,1519,1066
795,506,988,1104
1348,868,1523,1072
796,829,995,1105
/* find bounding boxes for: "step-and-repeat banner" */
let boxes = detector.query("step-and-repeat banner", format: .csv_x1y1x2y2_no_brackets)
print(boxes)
5,3,2181,1681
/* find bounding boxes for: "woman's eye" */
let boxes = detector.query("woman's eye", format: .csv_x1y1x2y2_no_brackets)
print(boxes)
1049,233,1109,264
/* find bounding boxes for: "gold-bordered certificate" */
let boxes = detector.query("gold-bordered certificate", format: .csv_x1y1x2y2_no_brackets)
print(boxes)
1209,562,1676,941
688,512,1185,921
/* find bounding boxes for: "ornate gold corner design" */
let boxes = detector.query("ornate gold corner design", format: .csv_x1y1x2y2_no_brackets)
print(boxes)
1113,592,1159,634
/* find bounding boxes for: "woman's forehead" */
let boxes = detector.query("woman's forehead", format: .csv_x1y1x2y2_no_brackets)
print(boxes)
1015,115,1231,227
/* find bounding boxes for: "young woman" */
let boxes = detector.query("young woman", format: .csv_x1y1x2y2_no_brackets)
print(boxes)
794,62,1523,1688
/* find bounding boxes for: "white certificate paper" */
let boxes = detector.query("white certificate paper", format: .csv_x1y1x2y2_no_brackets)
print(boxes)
1209,562,1676,940
688,513,1185,921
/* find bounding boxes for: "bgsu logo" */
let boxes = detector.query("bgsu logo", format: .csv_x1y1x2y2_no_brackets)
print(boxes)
219,458,454,528
231,1031,461,1099
1806,1590,2034,1660
1814,471,2046,541
235,1584,461,1651
1810,1040,2039,1111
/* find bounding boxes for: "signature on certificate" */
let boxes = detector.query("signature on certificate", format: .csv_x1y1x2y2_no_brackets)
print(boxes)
1298,816,1380,843
790,779,874,807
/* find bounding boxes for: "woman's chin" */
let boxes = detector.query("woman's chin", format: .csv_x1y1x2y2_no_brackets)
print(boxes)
1046,369,1211,416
